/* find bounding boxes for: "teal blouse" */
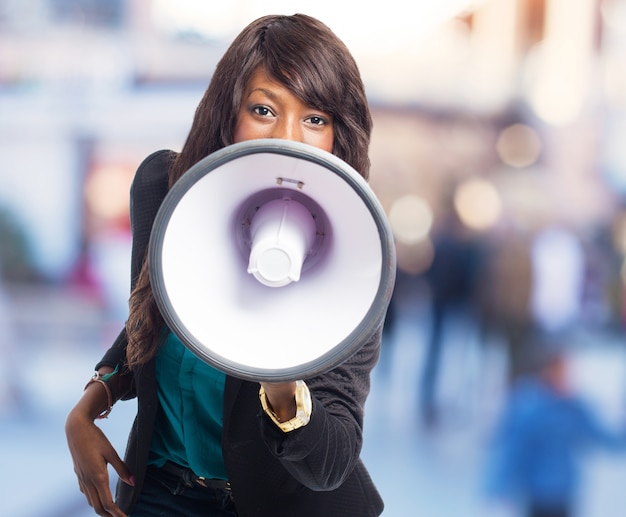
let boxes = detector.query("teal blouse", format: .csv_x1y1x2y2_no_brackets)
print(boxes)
148,331,228,480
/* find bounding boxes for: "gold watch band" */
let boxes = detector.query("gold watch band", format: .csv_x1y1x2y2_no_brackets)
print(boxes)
259,380,312,432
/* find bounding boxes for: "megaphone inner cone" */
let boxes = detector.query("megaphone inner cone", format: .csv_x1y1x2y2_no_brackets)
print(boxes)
247,198,316,287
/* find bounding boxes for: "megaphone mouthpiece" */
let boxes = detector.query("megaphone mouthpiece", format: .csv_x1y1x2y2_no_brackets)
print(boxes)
247,197,316,287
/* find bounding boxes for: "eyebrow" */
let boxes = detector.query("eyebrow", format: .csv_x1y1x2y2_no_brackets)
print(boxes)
248,87,279,101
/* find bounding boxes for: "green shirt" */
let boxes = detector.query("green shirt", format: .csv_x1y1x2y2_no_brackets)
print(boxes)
148,330,228,480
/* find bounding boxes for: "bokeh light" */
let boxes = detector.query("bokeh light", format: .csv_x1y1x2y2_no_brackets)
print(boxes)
453,177,502,231
84,165,133,222
495,123,542,168
388,194,434,244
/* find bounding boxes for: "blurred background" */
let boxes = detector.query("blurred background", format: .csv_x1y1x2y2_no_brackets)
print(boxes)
2,0,626,516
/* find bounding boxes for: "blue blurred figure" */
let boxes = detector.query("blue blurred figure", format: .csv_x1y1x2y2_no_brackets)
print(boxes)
484,342,626,517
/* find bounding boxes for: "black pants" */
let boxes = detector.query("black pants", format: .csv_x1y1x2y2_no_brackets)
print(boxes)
130,465,238,517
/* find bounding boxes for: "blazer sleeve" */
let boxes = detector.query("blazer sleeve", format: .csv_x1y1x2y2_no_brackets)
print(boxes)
95,149,174,400
259,325,383,491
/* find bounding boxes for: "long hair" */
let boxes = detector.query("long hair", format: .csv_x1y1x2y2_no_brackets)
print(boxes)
126,14,373,367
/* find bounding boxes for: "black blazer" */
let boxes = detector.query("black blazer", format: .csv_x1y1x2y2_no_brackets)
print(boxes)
97,150,385,517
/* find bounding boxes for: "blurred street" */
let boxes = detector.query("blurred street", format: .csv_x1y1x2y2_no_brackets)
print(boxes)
1,4,626,515
3,280,626,517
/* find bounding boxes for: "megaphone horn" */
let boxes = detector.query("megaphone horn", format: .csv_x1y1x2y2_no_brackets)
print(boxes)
149,139,396,381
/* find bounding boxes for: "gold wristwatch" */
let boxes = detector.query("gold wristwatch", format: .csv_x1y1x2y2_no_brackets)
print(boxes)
259,380,312,432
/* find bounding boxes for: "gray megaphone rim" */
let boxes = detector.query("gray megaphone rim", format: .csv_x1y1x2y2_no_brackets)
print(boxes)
149,138,396,381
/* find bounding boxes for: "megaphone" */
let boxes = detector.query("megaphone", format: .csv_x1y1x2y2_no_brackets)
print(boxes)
148,139,396,381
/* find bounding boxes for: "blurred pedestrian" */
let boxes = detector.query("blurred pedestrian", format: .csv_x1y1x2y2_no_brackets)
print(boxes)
420,207,483,425
484,340,626,517
479,228,535,382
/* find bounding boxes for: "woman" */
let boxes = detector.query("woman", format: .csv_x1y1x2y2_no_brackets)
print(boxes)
66,13,385,517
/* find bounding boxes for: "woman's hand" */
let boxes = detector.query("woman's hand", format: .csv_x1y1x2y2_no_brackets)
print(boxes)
259,381,297,422
65,382,133,516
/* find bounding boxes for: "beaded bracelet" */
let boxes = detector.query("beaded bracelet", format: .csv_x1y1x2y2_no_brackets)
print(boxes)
84,365,118,419
91,378,113,419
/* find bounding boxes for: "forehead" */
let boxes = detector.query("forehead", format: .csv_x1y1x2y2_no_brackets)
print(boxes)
244,67,284,92
241,66,327,115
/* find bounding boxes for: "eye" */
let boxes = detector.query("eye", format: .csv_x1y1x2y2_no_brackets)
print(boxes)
306,115,329,126
252,105,274,117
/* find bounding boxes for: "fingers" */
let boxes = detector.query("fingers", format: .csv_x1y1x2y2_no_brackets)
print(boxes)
109,453,135,487
72,449,130,516
97,452,133,515
80,467,113,515
94,489,127,517
65,405,131,516
81,474,127,517
259,381,297,399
